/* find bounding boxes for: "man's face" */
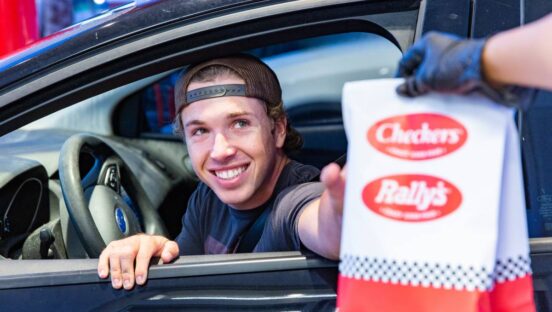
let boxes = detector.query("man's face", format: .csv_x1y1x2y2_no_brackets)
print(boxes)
181,76,287,210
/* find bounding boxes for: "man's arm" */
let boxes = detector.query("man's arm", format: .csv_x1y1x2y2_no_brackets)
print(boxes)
298,163,346,260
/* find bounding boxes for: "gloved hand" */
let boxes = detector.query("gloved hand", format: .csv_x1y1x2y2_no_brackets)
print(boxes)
396,32,485,95
396,31,533,109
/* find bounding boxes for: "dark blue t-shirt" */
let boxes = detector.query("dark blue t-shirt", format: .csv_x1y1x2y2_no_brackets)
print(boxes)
175,161,323,255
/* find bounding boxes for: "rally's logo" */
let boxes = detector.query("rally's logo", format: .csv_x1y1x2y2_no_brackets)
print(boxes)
367,113,467,160
362,174,462,222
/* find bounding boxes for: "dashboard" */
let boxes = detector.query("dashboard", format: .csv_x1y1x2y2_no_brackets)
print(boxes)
0,128,190,259
0,156,49,258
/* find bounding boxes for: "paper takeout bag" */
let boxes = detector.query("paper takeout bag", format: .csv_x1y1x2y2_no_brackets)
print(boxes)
337,78,535,311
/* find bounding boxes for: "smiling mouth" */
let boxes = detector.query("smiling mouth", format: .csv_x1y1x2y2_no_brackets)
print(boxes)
214,165,248,180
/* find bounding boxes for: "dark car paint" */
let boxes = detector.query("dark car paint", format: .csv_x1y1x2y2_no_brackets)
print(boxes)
1,0,552,311
1,252,337,311
0,0,283,90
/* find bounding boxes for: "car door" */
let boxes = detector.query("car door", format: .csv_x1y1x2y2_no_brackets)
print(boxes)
0,1,422,311
489,0,552,310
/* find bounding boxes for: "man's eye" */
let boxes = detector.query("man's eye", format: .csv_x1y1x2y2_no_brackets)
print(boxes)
192,128,207,136
233,119,249,129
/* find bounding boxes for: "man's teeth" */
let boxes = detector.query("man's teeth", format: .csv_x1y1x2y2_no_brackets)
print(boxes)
215,166,246,180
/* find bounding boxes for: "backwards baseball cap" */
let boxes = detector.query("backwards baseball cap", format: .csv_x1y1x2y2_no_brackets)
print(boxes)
174,54,282,113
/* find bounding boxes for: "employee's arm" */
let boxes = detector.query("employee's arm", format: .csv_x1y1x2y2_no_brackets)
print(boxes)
483,13,552,90
397,13,552,101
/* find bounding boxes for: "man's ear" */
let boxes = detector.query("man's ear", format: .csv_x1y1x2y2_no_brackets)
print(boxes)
273,117,287,149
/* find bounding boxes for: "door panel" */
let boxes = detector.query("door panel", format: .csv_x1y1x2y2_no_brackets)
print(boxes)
0,253,337,311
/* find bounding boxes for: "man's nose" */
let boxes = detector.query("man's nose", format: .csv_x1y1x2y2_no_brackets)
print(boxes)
210,132,236,160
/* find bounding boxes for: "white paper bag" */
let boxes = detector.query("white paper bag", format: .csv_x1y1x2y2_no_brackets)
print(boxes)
338,78,535,312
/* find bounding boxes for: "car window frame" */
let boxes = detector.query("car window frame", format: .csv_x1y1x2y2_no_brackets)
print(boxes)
0,0,420,135
0,0,421,299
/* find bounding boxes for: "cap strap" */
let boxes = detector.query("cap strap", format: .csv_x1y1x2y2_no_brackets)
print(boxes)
185,84,246,104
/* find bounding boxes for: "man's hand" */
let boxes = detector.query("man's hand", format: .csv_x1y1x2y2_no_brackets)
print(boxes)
299,163,346,260
396,31,487,97
97,234,179,290
319,163,346,218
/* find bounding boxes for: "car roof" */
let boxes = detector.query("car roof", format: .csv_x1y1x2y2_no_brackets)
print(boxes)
0,0,273,90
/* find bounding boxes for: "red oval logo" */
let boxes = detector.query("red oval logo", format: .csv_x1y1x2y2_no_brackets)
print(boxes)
362,174,462,222
367,113,467,160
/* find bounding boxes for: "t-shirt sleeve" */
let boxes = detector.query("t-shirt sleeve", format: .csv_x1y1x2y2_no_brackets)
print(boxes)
175,188,205,255
255,182,324,252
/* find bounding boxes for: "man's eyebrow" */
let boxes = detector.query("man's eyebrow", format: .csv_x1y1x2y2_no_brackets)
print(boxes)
184,120,205,128
227,111,252,118
184,111,252,128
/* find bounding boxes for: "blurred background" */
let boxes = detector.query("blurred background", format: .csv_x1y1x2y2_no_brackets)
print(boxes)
0,0,133,58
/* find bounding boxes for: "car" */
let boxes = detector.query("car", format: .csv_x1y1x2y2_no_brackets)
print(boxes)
1,0,552,311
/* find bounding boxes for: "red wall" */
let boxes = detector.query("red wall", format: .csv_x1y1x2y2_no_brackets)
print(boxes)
0,0,39,58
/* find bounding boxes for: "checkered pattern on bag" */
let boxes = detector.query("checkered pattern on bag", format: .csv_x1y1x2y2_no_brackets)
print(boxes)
340,254,532,291
493,255,532,284
339,254,494,291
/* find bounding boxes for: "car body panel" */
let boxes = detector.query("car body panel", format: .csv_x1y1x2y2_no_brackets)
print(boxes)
0,0,273,88
0,252,337,311
1,0,552,311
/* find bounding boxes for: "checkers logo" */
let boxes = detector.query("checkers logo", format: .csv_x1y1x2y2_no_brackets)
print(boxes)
367,113,467,160
362,174,462,222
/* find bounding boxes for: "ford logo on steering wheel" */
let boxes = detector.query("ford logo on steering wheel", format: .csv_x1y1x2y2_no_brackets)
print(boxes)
115,208,127,234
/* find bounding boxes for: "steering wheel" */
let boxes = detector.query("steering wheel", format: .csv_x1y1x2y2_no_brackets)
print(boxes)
58,133,168,258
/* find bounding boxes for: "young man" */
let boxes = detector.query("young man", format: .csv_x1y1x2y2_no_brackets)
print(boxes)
98,54,345,290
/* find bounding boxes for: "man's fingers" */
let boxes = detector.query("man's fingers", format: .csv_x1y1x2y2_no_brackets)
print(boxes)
320,163,346,209
340,164,347,181
97,235,177,289
108,254,123,289
320,163,340,188
160,241,180,264
119,246,137,290
134,242,155,286
134,237,179,285
98,248,110,279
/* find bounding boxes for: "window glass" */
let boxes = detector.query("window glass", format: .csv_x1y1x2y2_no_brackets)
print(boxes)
138,74,178,135
524,0,552,23
131,32,402,137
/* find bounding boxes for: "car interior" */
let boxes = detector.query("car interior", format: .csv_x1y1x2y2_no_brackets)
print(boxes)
0,31,403,260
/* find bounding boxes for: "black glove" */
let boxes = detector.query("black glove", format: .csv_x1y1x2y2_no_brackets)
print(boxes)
396,32,533,109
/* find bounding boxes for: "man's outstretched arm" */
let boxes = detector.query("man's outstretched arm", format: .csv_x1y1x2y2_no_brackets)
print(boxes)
298,163,346,260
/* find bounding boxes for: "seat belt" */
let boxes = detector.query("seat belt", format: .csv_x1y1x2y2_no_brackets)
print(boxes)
236,199,274,253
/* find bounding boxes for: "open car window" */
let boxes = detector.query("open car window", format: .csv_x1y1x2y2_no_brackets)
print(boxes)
106,32,402,170
1,23,407,258
111,32,402,139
